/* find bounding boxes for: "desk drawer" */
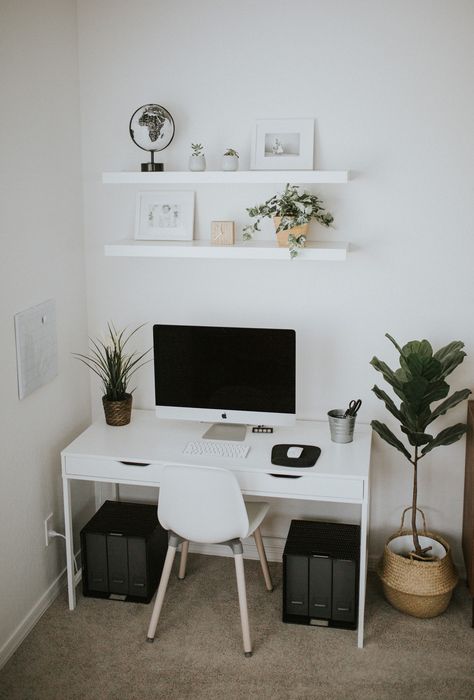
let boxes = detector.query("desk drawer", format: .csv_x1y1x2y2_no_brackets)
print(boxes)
236,471,363,502
64,456,162,484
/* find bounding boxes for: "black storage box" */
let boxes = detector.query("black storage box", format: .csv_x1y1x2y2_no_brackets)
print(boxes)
80,500,168,603
283,519,360,629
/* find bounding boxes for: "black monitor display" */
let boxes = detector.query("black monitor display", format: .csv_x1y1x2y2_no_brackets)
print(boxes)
153,324,296,424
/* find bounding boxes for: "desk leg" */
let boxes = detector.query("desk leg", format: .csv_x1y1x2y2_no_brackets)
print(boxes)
357,486,369,648
62,476,76,611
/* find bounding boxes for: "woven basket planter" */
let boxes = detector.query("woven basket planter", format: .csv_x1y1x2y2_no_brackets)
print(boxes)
378,508,458,618
102,393,133,426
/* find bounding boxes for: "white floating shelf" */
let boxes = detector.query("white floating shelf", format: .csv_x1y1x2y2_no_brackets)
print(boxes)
102,170,350,185
104,239,348,261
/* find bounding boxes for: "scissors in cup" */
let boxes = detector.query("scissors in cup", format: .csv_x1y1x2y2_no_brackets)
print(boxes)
344,399,362,417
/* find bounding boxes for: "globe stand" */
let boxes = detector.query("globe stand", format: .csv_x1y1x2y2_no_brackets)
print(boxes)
141,151,163,172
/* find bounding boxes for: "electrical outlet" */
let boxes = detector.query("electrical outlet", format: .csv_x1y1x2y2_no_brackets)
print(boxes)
44,513,54,547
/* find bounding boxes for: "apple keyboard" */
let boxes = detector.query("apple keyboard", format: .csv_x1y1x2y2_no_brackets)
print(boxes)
183,440,250,459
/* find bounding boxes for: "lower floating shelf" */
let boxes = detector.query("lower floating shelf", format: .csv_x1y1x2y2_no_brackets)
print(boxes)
104,239,348,261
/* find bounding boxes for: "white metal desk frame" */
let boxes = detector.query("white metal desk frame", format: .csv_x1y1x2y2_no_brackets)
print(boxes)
61,410,371,648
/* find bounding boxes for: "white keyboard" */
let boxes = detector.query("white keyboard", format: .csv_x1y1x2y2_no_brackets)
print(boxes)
183,440,250,459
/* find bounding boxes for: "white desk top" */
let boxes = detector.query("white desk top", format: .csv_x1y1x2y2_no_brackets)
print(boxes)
62,410,372,480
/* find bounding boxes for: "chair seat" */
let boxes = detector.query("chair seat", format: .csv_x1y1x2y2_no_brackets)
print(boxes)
244,501,269,539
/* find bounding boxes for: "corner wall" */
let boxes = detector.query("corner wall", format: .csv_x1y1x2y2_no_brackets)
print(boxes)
0,0,93,664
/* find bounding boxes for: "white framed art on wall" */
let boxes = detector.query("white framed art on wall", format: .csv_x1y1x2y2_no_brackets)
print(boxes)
250,118,314,170
135,191,195,240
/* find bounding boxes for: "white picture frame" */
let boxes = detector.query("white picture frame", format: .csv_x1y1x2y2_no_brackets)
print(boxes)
134,191,194,241
250,118,314,170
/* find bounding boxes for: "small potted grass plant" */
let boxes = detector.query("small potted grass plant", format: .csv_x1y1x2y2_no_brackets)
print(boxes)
242,183,334,258
74,323,151,426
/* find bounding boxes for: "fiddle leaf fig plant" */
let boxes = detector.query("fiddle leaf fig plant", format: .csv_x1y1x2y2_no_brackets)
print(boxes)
242,183,334,258
371,334,470,558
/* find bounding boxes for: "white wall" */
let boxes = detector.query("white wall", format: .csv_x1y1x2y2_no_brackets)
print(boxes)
0,0,93,662
77,0,474,565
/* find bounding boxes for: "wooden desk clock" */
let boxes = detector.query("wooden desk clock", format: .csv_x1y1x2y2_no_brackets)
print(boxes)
211,220,234,245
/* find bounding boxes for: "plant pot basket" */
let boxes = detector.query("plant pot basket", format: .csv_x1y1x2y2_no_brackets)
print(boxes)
102,394,133,426
377,509,458,618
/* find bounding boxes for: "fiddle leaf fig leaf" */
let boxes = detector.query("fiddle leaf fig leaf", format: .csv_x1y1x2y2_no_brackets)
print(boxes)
426,389,472,426
433,341,466,378
420,423,467,455
371,385,403,422
370,357,404,391
371,420,411,461
400,426,433,447
401,339,433,359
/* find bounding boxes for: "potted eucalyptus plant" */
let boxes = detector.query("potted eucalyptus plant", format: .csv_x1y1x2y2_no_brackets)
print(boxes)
222,147,239,171
371,333,470,617
242,184,334,258
74,323,151,426
189,143,206,171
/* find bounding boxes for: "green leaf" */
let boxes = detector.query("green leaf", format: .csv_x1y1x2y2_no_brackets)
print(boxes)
426,388,471,426
370,356,404,391
420,423,467,455
371,420,411,460
400,353,442,381
401,377,449,411
401,339,433,360
371,385,403,422
433,341,466,378
400,426,433,446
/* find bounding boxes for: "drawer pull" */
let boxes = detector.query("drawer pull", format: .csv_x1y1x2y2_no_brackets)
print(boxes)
119,460,150,467
268,473,302,479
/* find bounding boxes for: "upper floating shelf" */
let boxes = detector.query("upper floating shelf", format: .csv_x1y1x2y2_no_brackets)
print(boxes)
102,170,350,185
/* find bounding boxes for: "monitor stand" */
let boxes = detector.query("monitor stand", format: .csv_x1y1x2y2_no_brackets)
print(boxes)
202,423,247,441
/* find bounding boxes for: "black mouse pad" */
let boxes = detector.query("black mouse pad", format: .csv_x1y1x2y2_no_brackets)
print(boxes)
271,444,321,468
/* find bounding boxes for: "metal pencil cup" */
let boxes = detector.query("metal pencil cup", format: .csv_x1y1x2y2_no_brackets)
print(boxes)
328,409,356,443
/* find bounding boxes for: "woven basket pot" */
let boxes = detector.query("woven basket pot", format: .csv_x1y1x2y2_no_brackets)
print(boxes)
102,393,132,426
377,508,458,618
273,217,309,247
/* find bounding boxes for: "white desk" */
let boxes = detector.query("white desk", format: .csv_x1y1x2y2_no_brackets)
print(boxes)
61,410,372,647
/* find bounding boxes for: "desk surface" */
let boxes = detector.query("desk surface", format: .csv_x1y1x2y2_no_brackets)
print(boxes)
62,410,372,480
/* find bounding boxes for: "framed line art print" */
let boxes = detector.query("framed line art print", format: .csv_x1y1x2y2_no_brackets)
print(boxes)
135,191,195,241
250,118,314,170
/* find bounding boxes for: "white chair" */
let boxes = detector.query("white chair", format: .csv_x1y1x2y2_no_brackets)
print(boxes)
146,464,273,656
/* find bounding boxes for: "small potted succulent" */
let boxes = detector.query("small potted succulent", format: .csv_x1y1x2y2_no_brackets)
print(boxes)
242,184,334,258
189,143,206,171
73,323,151,426
222,147,239,171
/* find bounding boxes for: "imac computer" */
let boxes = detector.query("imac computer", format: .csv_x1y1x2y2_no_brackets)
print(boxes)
153,324,296,440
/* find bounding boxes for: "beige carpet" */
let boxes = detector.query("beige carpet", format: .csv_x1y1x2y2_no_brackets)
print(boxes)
1,554,473,700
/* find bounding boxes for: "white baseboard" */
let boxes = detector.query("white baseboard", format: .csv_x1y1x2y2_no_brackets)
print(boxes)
0,556,81,671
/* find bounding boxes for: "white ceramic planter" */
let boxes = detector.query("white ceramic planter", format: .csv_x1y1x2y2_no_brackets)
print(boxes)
222,155,239,171
189,155,206,171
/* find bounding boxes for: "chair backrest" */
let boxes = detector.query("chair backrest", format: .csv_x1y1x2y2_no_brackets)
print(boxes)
158,464,250,543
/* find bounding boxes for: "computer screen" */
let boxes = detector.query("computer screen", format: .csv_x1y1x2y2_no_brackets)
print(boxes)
153,324,296,427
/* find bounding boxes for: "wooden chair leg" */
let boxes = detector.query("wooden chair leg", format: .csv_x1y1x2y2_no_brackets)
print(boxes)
253,526,273,591
178,540,189,580
146,544,177,642
234,552,252,657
